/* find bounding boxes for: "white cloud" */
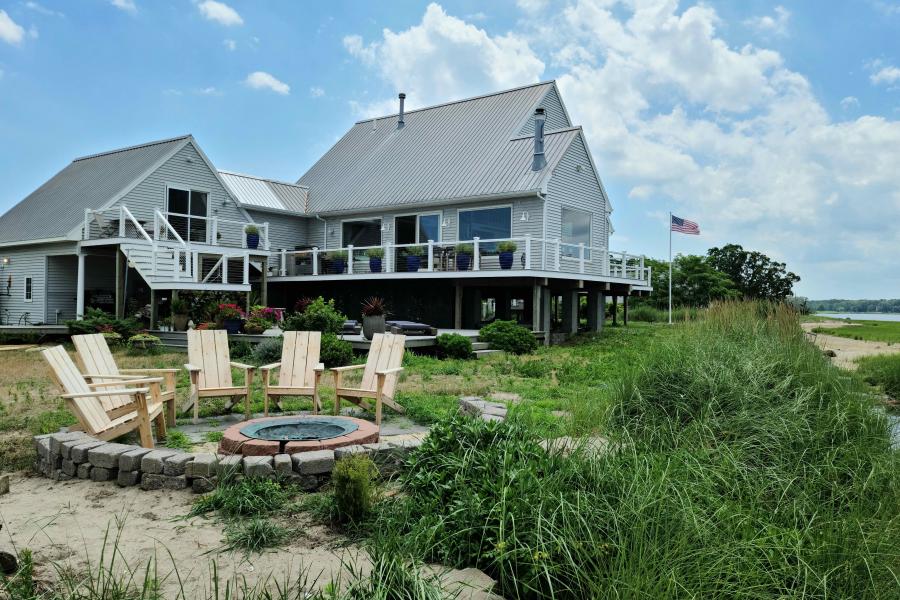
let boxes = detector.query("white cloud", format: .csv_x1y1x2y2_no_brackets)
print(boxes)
223,38,236,51
196,86,221,96
744,5,791,36
872,1,900,16
343,3,543,117
309,86,325,98
870,63,900,85
840,96,860,109
25,2,64,17
244,71,290,95
198,1,243,27
516,0,549,12
0,10,25,45
110,0,136,14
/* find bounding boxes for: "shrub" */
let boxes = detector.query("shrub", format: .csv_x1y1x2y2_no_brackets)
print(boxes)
321,333,353,367
497,240,517,253
629,304,662,322
856,354,900,399
479,320,537,354
455,243,474,254
190,477,290,518
435,333,473,359
251,336,283,364
242,318,269,335
228,339,253,359
244,224,259,235
361,296,386,317
404,245,424,256
366,247,384,259
224,517,288,552
66,308,140,338
283,297,346,335
332,454,378,523
217,303,244,320
328,250,348,261
101,331,123,346
126,333,161,354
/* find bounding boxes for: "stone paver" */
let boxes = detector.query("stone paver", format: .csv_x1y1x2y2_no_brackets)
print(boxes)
117,471,141,487
334,445,367,459
119,448,152,471
141,450,179,474
70,440,107,463
90,467,117,482
217,455,243,477
163,453,194,476
243,456,274,477
292,449,335,475
88,443,133,469
189,454,218,478
49,432,91,456
273,454,292,474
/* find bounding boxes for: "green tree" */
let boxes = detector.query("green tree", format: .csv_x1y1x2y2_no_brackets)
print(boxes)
641,255,737,309
706,244,800,301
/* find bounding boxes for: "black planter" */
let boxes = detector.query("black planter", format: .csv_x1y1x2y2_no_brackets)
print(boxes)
406,255,421,272
246,233,260,249
223,318,242,334
369,257,383,273
499,251,514,270
456,252,471,271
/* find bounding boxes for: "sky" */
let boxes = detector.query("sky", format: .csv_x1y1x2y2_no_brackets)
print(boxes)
1,0,899,299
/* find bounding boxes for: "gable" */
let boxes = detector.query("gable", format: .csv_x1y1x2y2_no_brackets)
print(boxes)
517,84,572,136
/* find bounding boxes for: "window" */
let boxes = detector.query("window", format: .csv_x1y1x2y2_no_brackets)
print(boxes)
458,206,512,253
167,187,209,243
341,219,382,247
24,277,32,302
561,207,592,259
395,213,441,245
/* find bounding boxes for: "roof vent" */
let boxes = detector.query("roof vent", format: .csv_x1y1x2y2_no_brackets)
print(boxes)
531,108,546,171
398,93,406,129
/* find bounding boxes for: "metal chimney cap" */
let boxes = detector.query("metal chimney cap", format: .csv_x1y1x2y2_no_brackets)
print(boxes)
399,93,406,99
534,107,545,115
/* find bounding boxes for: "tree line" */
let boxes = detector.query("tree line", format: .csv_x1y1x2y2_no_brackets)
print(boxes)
805,299,900,314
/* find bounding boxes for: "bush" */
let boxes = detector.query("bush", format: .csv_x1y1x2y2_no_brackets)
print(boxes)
435,333,473,359
479,320,537,354
229,339,253,359
224,517,288,552
190,477,290,518
856,354,900,399
101,331,123,346
283,297,346,335
251,336,283,364
497,240,517,253
126,333,161,354
628,304,662,322
321,333,354,367
66,308,140,338
333,454,378,523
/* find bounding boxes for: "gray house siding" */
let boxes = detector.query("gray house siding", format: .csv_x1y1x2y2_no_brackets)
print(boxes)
545,133,609,275
46,255,78,324
0,241,77,324
518,86,571,136
246,209,307,251
110,142,250,246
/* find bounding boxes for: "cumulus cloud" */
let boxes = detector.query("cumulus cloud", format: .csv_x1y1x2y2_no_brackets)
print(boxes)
0,10,26,45
744,5,791,36
25,2,64,17
870,62,900,85
343,3,543,116
244,71,290,95
840,96,860,109
198,1,243,27
110,0,136,14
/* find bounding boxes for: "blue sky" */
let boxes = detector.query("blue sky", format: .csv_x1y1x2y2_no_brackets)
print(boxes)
1,0,899,299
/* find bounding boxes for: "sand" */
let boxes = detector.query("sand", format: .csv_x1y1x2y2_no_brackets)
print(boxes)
802,322,900,369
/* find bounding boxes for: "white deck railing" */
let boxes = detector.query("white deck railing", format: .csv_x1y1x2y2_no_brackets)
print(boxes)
272,237,650,285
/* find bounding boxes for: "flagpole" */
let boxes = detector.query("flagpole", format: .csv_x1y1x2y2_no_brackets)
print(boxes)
668,211,673,325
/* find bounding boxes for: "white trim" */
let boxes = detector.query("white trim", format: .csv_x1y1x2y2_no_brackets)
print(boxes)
165,184,211,242
24,275,33,303
456,204,513,243
393,211,442,244
560,205,593,262
339,217,383,247
0,237,73,249
313,190,542,218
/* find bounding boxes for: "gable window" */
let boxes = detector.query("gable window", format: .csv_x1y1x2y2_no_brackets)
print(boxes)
458,206,512,253
341,219,382,247
561,207,592,259
166,187,209,243
24,277,32,302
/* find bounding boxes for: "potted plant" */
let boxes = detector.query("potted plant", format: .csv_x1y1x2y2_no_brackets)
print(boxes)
405,245,424,272
217,303,245,334
455,243,474,271
245,224,260,250
498,240,517,270
327,250,347,274
242,318,268,335
170,297,189,331
361,296,387,340
367,247,384,273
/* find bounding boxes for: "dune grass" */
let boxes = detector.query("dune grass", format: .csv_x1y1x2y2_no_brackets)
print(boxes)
857,353,900,400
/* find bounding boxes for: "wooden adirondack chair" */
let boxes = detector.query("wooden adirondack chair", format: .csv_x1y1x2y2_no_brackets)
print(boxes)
184,329,255,422
72,333,177,426
333,333,406,426
42,346,166,448
259,331,324,416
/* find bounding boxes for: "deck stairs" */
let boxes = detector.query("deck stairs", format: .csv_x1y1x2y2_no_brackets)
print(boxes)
119,242,256,291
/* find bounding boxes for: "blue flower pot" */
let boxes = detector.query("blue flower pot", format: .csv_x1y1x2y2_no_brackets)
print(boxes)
328,259,346,274
499,251,514,270
246,233,260,249
456,252,471,271
369,257,383,273
223,318,242,334
406,255,421,272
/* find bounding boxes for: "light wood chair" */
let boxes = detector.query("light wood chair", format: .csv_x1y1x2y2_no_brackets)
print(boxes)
42,346,166,448
184,329,255,423
72,333,177,426
333,333,406,426
260,331,325,416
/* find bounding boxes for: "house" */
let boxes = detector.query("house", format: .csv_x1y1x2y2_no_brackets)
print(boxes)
0,81,650,338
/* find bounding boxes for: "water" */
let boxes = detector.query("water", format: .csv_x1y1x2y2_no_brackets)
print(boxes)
815,312,900,322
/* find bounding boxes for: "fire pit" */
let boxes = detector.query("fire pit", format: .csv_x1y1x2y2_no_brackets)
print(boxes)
219,415,379,456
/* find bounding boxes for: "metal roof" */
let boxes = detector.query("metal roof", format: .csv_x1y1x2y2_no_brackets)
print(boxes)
0,135,190,244
298,81,580,214
218,170,308,214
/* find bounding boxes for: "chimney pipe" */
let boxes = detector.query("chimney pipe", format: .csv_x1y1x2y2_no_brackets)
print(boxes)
531,108,546,171
398,93,406,129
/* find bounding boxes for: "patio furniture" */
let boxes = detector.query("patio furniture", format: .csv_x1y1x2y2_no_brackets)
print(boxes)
72,333,177,425
184,329,255,423
332,332,406,426
386,320,438,336
42,345,166,448
343,320,362,335
259,331,325,416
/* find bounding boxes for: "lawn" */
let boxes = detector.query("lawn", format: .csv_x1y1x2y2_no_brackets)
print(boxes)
812,318,900,343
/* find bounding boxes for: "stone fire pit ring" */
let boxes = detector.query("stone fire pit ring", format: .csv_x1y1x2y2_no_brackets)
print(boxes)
219,415,379,456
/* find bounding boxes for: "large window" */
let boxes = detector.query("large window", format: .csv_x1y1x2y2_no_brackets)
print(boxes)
561,207,592,259
458,206,512,253
341,219,382,247
167,187,208,243
395,213,441,245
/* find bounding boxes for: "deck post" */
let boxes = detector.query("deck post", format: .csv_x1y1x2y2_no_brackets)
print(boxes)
612,295,618,326
312,248,319,276
115,249,124,319
260,257,268,306
348,245,354,275
587,289,605,333
473,237,480,271
83,209,91,240
280,250,287,277
531,283,541,332
149,289,157,330
524,235,532,270
541,287,551,346
454,282,463,329
222,256,229,284
623,294,629,326
384,243,392,273
76,253,86,320
242,254,249,285
579,243,586,274
561,290,579,335
427,240,434,272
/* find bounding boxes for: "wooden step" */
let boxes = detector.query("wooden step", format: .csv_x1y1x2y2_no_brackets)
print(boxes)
471,342,490,351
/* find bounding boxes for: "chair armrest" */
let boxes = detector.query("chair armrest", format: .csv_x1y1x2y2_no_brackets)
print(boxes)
119,368,180,374
87,377,163,388
230,361,254,371
63,387,150,399
82,373,146,380
331,364,366,372
184,363,202,372
314,363,325,372
376,367,404,376
259,362,281,372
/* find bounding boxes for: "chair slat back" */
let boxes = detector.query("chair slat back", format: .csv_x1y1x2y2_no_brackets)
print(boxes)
42,346,112,433
187,329,233,389
279,331,321,388
360,333,405,399
72,333,134,413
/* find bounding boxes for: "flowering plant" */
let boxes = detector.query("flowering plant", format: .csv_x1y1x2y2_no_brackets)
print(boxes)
217,303,245,320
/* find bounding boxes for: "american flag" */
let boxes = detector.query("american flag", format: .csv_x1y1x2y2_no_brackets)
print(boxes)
671,215,700,235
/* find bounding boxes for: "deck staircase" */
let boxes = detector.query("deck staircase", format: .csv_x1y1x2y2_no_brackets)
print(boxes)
119,242,255,291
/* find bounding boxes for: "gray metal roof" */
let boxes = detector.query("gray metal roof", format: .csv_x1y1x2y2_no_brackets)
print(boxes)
0,135,190,244
298,81,579,214
218,170,308,213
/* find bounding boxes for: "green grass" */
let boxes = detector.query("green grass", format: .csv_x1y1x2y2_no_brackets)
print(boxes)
857,353,900,400
812,318,900,343
204,430,225,443
190,477,293,519
223,517,290,553
163,430,194,451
